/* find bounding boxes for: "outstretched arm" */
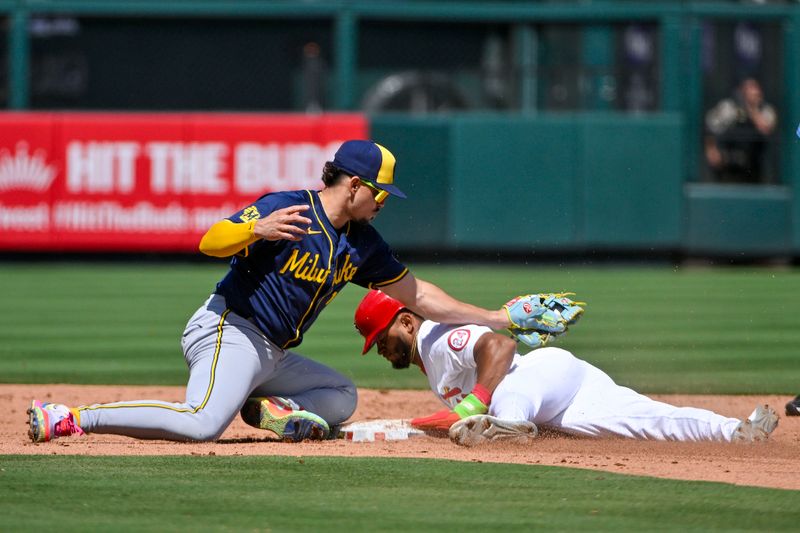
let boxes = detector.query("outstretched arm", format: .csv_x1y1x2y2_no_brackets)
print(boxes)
380,273,510,330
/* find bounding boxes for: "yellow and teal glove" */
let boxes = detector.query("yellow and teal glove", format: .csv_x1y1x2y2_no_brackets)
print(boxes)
504,292,585,349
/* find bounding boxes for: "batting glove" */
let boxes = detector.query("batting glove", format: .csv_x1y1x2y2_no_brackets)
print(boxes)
411,409,462,432
411,393,490,432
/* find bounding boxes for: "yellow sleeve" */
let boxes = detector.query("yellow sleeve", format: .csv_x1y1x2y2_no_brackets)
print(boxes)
198,219,259,258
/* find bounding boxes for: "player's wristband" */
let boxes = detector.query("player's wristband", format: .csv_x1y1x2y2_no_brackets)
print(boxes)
471,383,492,406
453,393,489,419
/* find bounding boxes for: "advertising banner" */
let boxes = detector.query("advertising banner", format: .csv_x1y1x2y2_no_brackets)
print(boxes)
0,112,367,251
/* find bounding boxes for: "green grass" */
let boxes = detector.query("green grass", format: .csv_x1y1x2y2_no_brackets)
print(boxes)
1,262,799,393
3,264,799,531
1,455,797,531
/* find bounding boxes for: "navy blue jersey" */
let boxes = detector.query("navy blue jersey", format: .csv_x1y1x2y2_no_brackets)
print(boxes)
214,190,408,349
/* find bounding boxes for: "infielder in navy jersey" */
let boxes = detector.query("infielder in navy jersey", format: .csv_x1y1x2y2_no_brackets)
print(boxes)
28,140,515,443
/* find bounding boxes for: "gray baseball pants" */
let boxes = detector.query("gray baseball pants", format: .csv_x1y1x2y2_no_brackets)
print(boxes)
77,294,357,441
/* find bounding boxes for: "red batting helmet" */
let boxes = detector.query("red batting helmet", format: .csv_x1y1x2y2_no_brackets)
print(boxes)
354,290,405,354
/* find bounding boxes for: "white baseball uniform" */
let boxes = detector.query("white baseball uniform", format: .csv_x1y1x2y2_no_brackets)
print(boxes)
416,321,742,442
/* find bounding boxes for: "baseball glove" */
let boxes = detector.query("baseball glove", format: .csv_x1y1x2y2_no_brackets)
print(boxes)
504,292,585,348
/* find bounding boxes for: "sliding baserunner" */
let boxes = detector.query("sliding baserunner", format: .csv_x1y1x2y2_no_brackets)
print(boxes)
354,290,779,446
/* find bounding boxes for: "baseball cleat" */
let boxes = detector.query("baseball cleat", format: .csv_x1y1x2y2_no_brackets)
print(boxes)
27,400,85,443
241,396,329,442
449,414,538,447
733,404,779,443
785,395,800,417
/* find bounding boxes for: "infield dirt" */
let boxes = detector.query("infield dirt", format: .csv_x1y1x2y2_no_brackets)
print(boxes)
3,385,798,491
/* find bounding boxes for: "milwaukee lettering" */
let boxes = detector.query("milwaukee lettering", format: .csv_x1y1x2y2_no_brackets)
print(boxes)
334,255,358,284
280,249,329,283
279,249,359,285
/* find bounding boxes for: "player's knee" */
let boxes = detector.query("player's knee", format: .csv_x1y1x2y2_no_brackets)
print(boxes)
341,382,358,418
181,414,230,442
189,426,226,442
491,392,531,421
327,382,357,425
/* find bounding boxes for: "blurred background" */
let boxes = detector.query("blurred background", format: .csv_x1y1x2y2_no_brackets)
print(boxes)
0,0,799,261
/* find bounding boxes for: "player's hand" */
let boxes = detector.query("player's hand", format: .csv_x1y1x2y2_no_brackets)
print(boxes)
410,409,461,433
252,205,312,242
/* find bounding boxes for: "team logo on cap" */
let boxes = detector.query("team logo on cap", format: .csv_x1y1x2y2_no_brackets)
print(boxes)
447,329,470,351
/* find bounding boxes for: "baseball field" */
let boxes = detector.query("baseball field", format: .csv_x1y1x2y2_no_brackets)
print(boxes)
2,262,799,530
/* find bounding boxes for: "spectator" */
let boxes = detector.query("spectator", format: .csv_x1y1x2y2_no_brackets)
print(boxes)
704,77,777,183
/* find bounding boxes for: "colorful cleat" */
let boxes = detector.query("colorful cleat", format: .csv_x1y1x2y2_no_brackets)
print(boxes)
27,400,85,443
240,396,329,442
449,414,538,447
733,404,779,443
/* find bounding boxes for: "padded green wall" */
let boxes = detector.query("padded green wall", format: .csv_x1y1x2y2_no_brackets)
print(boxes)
369,117,452,249
372,113,685,252
580,115,683,247
685,184,792,256
449,116,581,249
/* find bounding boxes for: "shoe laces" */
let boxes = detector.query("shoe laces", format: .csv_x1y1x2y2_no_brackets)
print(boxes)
54,415,85,437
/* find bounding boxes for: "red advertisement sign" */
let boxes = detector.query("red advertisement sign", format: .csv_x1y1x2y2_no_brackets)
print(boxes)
0,112,367,251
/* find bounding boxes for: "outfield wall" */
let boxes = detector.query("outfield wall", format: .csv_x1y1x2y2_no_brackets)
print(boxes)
0,112,366,251
0,111,794,257
371,114,795,258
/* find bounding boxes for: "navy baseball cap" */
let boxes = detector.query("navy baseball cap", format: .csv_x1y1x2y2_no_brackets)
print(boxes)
332,140,407,199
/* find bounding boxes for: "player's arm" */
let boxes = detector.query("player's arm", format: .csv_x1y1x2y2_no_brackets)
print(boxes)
472,332,516,396
199,219,259,257
449,332,514,419
381,273,510,330
199,205,312,258
411,330,514,432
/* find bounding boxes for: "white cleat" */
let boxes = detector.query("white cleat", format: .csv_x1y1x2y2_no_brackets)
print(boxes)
449,415,538,447
733,404,779,443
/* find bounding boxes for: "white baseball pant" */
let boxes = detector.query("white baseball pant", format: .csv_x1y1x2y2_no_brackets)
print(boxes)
490,347,741,442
